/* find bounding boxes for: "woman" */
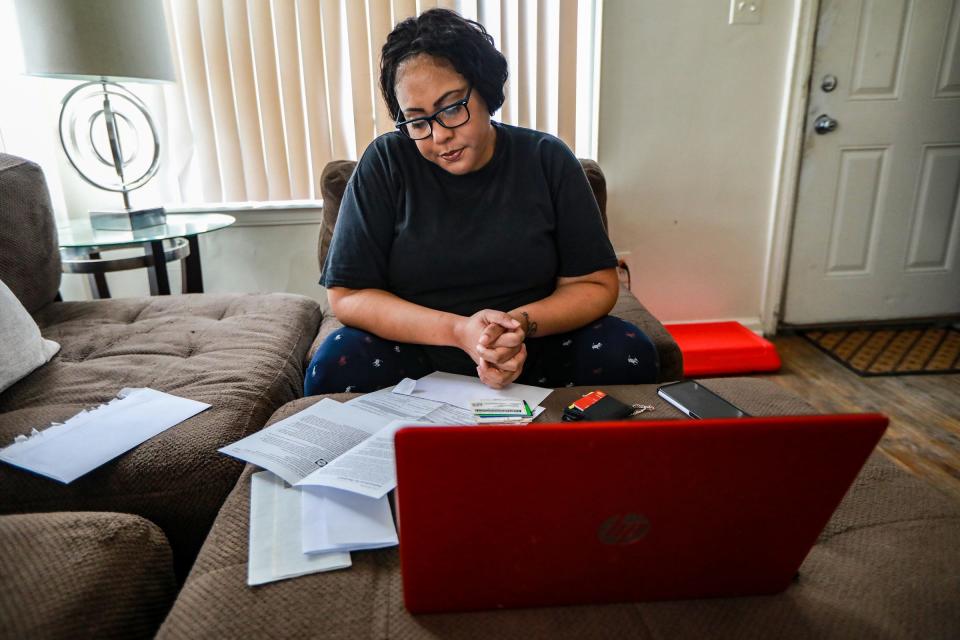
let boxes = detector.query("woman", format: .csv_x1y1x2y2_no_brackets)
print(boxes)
306,9,658,394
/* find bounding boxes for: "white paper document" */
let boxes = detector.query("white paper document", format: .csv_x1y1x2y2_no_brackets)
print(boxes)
345,387,441,420
248,471,351,586
0,388,209,484
219,398,392,485
296,420,433,498
392,371,553,412
300,381,546,498
300,486,398,554
347,386,477,425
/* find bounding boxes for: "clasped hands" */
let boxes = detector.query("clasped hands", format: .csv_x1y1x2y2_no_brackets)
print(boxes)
456,309,527,389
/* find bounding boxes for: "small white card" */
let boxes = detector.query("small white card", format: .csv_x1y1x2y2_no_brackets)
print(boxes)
471,398,532,416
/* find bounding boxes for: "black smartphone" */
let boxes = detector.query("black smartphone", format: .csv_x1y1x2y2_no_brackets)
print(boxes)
657,381,750,419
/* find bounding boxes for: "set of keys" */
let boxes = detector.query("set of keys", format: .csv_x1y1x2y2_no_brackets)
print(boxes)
630,404,656,416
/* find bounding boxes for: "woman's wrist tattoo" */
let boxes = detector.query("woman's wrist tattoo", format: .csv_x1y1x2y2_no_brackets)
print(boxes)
520,311,538,338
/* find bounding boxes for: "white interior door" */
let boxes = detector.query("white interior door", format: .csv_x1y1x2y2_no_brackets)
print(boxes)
783,0,960,325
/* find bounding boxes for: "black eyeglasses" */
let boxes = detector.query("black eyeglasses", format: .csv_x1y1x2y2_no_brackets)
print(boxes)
395,86,473,140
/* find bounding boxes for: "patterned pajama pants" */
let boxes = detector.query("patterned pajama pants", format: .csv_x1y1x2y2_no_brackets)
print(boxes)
304,315,659,396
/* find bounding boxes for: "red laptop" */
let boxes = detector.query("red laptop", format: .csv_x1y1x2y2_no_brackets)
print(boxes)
393,413,887,614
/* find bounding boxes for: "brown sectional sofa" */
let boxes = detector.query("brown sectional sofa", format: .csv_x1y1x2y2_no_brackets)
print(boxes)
4,153,959,639
0,155,322,635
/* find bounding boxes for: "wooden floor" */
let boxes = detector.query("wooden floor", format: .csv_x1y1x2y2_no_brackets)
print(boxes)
754,333,960,500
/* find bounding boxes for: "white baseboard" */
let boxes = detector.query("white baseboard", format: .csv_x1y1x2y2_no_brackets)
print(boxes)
166,202,323,227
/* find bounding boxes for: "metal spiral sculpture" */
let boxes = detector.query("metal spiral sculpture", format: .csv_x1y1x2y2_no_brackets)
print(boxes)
58,81,161,210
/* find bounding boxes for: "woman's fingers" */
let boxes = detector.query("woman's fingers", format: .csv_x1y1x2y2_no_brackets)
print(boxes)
476,360,507,389
465,309,525,371
496,343,526,373
478,323,505,347
477,345,526,388
477,310,520,346
479,309,522,331
485,329,524,348
476,343,520,366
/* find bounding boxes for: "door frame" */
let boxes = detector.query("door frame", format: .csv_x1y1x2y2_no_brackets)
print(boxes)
760,0,821,334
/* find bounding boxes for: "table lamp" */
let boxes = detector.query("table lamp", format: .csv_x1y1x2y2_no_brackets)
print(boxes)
14,0,176,231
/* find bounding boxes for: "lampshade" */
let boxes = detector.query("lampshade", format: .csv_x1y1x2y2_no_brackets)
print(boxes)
15,0,175,83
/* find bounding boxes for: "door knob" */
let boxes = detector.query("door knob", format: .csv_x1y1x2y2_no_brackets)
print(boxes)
814,114,838,134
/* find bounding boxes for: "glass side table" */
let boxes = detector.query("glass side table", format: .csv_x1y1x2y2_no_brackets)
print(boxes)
58,213,236,298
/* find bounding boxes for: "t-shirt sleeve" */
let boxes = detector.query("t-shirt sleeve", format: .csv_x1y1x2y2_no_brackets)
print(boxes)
550,144,618,277
319,140,398,290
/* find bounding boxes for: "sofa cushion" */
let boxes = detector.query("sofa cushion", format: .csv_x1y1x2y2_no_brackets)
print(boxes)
161,380,958,638
579,158,608,232
619,453,960,639
0,293,321,577
0,278,60,393
0,511,177,640
610,284,683,381
318,160,357,279
0,154,61,314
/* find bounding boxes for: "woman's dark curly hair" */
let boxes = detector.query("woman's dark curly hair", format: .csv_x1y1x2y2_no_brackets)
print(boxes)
380,9,508,119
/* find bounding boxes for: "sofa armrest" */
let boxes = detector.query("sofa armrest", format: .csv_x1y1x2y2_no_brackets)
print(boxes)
612,284,683,382
0,511,177,639
307,288,344,366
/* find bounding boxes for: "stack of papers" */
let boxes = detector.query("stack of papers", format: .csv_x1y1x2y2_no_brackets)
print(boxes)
249,472,351,585
300,487,397,554
221,372,553,586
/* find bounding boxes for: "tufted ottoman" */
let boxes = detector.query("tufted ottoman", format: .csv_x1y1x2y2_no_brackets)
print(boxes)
0,293,322,578
156,378,960,639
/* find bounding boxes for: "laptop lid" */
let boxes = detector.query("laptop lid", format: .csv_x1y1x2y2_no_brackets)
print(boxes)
394,413,887,614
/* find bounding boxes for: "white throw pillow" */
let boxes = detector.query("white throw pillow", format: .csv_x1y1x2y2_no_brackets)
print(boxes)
0,278,60,393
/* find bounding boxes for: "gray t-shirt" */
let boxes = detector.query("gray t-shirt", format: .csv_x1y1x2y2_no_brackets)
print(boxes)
321,121,617,320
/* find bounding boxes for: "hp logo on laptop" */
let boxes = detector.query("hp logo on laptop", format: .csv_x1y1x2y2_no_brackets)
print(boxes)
598,513,651,545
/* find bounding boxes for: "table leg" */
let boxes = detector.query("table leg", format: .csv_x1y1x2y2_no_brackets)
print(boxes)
147,240,172,295
86,250,111,299
183,235,204,294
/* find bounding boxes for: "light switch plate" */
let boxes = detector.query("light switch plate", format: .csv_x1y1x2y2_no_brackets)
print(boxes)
729,0,763,25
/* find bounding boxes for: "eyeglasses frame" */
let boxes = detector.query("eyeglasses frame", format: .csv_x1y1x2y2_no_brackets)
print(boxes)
395,86,473,140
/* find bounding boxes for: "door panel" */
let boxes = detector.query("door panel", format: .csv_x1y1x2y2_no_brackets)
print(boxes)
784,0,960,325
936,3,960,96
849,0,909,98
827,148,886,274
906,145,960,271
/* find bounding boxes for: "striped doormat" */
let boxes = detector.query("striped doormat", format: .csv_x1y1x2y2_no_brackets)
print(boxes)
801,326,960,376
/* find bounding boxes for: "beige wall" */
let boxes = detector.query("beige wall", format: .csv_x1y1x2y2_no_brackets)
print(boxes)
599,0,799,329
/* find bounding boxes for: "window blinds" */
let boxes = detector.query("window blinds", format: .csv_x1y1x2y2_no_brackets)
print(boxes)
163,0,601,203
